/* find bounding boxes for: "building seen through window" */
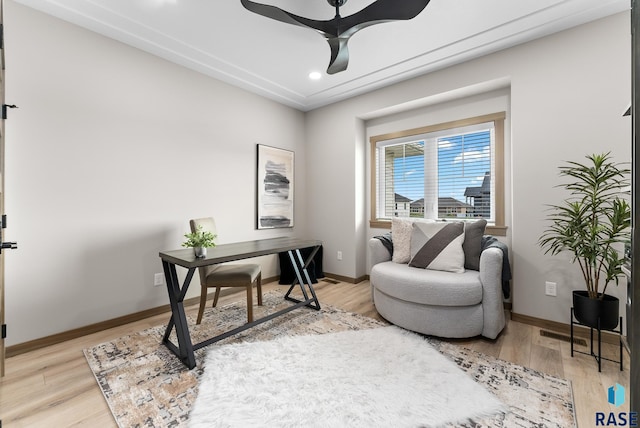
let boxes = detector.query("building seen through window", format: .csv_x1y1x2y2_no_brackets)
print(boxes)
396,170,490,218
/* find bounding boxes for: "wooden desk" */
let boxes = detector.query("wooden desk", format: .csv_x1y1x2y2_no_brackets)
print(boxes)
159,237,322,369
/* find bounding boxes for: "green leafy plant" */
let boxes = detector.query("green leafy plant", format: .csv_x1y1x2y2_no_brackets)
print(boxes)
538,152,630,300
182,225,217,248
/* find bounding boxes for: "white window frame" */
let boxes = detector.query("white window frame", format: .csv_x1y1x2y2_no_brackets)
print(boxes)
370,112,506,236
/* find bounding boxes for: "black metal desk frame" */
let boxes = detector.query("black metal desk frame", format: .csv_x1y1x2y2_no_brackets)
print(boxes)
570,307,623,372
159,238,322,369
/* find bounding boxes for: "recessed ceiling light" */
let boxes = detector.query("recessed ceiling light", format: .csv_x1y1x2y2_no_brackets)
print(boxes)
309,71,322,80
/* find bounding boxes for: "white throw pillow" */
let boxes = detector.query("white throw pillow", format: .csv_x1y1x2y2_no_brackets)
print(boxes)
391,218,434,263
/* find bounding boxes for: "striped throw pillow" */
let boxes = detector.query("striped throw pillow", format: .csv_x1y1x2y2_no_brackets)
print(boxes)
409,222,465,273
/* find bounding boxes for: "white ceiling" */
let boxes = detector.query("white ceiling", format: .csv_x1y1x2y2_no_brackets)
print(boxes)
14,0,630,111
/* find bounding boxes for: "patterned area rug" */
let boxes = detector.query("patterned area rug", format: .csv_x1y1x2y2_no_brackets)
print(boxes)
430,341,576,427
84,290,576,427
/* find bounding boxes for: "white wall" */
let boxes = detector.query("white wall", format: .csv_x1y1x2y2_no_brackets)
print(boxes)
509,12,631,323
306,11,631,325
4,2,306,346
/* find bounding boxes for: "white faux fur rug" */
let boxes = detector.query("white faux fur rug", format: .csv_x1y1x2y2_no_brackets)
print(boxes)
189,326,506,427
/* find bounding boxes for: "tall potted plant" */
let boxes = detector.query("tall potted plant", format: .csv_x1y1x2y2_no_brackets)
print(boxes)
538,152,630,330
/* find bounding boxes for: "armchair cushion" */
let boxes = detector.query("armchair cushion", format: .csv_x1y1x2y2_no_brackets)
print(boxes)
373,261,482,306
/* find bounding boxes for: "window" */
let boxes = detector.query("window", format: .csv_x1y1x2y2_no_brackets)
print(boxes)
370,112,506,236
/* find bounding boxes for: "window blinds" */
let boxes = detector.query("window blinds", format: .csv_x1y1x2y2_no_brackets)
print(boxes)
376,122,494,221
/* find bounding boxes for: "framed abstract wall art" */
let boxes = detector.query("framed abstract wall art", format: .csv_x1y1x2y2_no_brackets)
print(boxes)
256,144,294,229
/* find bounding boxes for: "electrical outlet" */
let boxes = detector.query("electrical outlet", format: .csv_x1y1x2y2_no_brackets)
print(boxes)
154,273,165,287
545,281,557,297
337,251,343,261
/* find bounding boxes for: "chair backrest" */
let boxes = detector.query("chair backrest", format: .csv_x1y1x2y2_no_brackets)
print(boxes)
190,217,218,283
190,217,217,236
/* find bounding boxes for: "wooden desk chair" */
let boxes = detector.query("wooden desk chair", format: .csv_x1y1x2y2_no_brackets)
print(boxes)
190,218,263,325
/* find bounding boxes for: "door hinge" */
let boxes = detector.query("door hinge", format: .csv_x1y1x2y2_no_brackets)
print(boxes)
2,104,17,120
1,324,6,339
0,214,17,253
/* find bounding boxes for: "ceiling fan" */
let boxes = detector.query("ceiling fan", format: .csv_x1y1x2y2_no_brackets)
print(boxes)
240,0,432,75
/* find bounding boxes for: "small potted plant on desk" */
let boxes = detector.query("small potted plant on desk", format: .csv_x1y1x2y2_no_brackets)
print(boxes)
539,152,630,330
182,225,217,258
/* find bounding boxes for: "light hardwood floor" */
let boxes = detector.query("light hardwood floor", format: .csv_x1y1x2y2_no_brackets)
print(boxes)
0,280,631,427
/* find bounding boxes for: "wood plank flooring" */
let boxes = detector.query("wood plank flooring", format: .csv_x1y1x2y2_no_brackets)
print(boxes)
0,280,631,427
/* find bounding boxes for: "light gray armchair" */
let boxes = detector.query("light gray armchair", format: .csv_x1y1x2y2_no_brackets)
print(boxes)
368,237,506,339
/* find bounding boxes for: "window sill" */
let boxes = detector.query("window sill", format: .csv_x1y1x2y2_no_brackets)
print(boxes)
369,220,508,237
486,225,507,237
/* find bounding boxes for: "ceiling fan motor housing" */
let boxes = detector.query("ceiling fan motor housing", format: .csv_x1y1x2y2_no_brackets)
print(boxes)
327,0,348,7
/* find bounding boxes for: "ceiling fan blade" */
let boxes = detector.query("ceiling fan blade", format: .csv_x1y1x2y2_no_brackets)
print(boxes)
326,37,349,74
340,0,431,32
240,0,334,35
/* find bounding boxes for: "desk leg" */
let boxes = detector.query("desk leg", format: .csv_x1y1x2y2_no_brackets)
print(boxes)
284,246,321,310
162,261,196,369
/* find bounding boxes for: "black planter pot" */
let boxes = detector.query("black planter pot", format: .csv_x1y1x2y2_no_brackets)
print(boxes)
572,290,619,330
